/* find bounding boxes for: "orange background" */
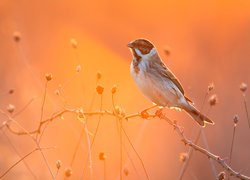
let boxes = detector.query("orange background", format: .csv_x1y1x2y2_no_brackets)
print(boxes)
1,0,250,179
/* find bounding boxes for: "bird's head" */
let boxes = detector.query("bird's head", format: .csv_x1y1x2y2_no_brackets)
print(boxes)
127,39,157,61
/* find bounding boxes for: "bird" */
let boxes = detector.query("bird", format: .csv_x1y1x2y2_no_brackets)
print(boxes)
127,38,214,126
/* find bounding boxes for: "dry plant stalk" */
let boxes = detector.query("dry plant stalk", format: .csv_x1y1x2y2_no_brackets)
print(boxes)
1,104,250,180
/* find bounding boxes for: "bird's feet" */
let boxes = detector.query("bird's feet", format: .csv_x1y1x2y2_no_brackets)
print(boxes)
140,104,158,119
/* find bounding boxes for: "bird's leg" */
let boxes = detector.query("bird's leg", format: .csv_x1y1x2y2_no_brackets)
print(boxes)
140,104,158,118
143,104,158,112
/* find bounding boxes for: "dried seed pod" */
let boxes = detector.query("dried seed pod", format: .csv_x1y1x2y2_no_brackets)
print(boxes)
123,168,129,176
7,104,15,114
217,171,226,180
208,82,214,92
97,72,102,80
179,152,188,163
64,167,72,177
56,160,62,169
96,85,104,95
70,38,78,49
111,85,117,94
99,152,107,161
13,31,21,42
240,82,247,92
76,65,81,72
209,94,218,106
233,114,239,125
45,73,52,81
9,89,14,94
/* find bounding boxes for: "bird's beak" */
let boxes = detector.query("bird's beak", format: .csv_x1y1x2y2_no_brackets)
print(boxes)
127,42,133,48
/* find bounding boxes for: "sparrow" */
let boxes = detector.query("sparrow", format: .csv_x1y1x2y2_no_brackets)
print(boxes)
128,38,214,126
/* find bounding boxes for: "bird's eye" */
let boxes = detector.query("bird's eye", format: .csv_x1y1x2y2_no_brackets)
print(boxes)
139,45,151,54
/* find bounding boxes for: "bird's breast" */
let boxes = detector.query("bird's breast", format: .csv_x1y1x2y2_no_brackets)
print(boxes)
130,60,183,107
130,61,164,104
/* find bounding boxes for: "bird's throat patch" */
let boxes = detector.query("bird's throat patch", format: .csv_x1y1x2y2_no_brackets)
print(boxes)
132,49,141,61
133,59,141,74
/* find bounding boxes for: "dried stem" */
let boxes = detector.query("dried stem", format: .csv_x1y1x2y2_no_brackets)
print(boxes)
0,147,53,179
120,119,123,180
0,109,55,179
123,144,140,179
5,109,74,136
178,90,209,180
104,159,106,180
71,82,97,167
242,94,250,128
90,94,103,148
112,89,149,179
73,76,99,178
229,124,237,164
155,110,250,180
13,97,36,118
82,91,103,178
88,94,103,177
70,127,85,166
2,104,250,180
178,128,202,180
55,168,60,179
121,126,150,180
1,130,37,179
83,123,93,178
201,129,217,177
38,81,48,134
0,148,39,179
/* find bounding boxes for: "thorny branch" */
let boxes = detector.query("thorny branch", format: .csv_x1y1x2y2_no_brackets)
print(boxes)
1,105,250,180
4,109,113,135
155,110,250,180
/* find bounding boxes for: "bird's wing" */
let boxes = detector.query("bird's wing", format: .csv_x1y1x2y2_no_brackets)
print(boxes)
158,60,185,95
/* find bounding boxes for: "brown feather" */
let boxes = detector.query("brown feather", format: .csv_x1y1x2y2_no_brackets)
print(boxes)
158,60,185,95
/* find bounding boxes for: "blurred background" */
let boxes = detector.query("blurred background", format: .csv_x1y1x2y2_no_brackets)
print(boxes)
1,0,250,179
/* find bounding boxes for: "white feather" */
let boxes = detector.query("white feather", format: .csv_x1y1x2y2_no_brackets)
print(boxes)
130,48,188,109
134,48,157,60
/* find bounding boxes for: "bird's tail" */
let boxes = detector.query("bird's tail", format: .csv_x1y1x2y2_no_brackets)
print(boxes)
182,103,214,127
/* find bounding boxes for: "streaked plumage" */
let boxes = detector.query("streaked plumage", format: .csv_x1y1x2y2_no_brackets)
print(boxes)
128,39,214,126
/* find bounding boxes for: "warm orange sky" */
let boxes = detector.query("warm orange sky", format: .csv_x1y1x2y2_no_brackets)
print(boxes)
1,1,250,179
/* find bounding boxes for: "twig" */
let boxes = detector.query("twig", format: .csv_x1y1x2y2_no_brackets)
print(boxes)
90,94,103,148
35,141,55,179
123,144,141,179
0,148,39,179
0,109,55,179
3,103,249,180
55,168,60,180
83,123,93,178
122,126,150,180
81,81,103,178
84,93,104,178
242,94,250,128
4,107,152,137
38,81,48,134
70,127,85,166
120,119,123,180
5,109,74,135
178,128,202,180
201,129,217,177
229,124,236,164
0,147,53,179
1,130,37,179
13,97,36,118
155,110,250,180
112,90,145,179
178,89,209,180
70,87,97,167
